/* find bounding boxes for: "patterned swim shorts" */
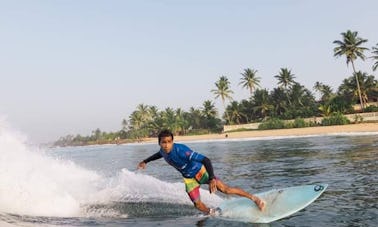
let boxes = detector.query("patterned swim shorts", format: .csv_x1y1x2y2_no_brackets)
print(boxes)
183,165,216,202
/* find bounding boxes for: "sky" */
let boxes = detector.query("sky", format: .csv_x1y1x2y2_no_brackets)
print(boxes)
1,0,377,144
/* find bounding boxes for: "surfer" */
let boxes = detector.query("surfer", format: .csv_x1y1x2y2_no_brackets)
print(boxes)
137,129,265,215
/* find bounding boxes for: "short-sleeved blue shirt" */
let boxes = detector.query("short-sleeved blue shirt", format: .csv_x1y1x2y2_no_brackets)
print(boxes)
159,143,205,178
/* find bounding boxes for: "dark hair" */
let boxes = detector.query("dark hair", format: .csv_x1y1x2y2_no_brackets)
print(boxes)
158,129,174,144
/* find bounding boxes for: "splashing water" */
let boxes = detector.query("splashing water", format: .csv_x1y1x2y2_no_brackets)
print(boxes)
0,122,101,217
0,122,222,218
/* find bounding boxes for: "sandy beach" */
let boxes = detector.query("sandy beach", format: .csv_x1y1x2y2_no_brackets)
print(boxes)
169,123,378,143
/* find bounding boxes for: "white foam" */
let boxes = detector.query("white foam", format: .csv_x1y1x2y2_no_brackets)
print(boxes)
89,169,222,206
0,121,223,218
0,122,101,217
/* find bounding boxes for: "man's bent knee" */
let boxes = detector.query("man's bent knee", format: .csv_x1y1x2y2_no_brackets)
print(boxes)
218,184,231,194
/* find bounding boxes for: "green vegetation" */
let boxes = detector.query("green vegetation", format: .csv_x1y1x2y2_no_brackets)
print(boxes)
257,118,316,130
258,118,286,130
54,30,378,147
365,105,378,112
321,113,350,126
292,118,309,128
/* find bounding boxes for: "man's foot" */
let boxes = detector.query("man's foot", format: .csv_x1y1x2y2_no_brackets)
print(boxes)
254,198,265,211
208,207,222,216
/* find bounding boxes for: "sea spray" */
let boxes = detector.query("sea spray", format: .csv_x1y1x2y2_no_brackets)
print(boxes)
82,168,223,217
104,168,221,205
91,169,190,204
0,123,223,218
0,123,101,217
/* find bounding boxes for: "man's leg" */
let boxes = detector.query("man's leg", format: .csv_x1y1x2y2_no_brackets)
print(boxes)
193,199,211,214
184,178,211,214
215,179,265,211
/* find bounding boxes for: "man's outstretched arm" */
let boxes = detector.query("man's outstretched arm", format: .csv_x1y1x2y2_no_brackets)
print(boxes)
137,152,162,169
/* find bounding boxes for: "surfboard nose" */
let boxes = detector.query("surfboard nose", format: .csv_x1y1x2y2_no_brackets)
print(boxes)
314,184,328,192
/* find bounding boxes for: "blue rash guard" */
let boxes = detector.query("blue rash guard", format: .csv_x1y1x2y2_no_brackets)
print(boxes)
142,142,216,202
159,143,205,178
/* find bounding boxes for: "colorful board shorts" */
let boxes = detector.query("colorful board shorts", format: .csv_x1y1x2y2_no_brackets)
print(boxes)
183,165,216,202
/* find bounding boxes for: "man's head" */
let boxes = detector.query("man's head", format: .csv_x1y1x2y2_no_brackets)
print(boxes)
158,129,174,153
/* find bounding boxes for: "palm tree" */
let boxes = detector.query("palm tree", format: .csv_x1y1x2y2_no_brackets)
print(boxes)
121,119,129,131
337,72,377,109
211,76,233,123
290,83,307,107
270,88,288,118
274,68,296,106
320,85,333,103
318,104,331,117
91,128,102,141
372,43,378,71
354,72,378,106
201,100,219,131
274,68,296,90
333,30,369,110
338,78,357,101
201,100,218,119
129,110,143,130
239,99,253,122
128,104,154,137
188,107,202,129
148,106,159,119
145,105,161,135
289,83,317,118
136,104,152,122
252,89,273,119
313,81,323,93
313,81,334,103
239,68,261,96
174,108,187,135
161,107,176,133
226,101,247,124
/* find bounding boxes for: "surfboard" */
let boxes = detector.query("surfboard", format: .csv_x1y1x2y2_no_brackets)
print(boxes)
218,184,328,223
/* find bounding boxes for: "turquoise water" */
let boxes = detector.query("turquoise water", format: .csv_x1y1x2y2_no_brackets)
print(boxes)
1,131,377,226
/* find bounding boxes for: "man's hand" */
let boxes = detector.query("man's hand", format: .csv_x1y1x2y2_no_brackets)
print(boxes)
209,179,217,194
137,161,146,170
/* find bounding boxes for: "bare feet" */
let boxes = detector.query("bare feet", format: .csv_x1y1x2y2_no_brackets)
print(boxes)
254,197,266,211
208,207,222,216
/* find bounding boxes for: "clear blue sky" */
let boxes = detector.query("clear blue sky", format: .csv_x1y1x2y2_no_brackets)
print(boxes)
1,0,377,143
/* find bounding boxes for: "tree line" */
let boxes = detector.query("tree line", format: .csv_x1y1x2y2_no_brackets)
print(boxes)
54,30,378,147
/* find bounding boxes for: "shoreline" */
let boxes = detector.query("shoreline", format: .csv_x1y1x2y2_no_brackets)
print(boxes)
55,123,378,147
169,123,378,143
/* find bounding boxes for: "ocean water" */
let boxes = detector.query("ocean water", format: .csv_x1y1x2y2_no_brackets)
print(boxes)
0,126,377,226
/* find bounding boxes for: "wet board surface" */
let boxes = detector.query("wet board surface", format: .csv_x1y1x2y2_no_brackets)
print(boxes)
218,184,328,223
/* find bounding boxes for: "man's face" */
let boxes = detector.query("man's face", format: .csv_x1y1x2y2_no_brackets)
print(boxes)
159,136,173,153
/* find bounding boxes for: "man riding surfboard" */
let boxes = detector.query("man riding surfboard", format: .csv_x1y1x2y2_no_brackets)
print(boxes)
137,129,265,215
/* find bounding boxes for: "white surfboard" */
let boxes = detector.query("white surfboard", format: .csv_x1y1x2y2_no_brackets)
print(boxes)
218,184,328,223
